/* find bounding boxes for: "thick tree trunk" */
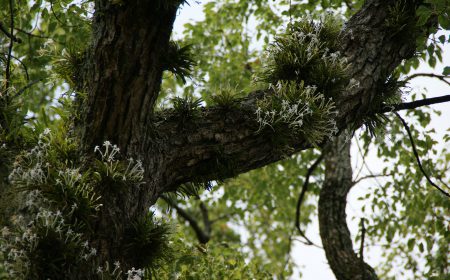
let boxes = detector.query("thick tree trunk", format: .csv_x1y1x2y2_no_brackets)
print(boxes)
79,0,180,267
319,134,378,280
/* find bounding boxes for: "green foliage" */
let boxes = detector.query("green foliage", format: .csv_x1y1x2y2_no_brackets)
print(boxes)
357,101,449,279
162,41,196,84
171,95,203,121
124,213,172,271
256,81,338,146
259,15,349,99
152,230,273,279
362,74,406,135
52,47,86,89
209,84,245,109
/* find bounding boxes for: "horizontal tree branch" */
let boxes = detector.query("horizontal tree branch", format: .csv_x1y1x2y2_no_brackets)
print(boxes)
381,94,450,113
153,0,422,191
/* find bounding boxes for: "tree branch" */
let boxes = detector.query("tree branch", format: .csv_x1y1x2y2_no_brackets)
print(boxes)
352,173,395,187
319,134,378,280
359,218,367,279
381,94,450,113
4,0,15,91
160,195,211,244
394,112,450,197
0,20,21,43
154,0,422,191
403,73,450,87
295,153,323,247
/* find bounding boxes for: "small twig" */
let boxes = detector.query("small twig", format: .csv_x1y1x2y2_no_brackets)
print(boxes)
5,0,15,91
343,0,354,11
395,112,450,197
352,173,395,187
14,27,52,40
403,73,450,87
382,94,450,113
210,212,236,224
359,218,366,279
160,195,211,244
0,52,29,81
15,79,44,97
295,153,324,247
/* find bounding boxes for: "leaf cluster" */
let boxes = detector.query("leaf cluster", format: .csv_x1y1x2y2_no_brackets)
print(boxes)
124,212,173,270
259,15,349,99
162,41,196,84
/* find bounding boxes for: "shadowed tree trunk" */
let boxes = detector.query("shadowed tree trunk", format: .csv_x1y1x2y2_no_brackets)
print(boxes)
75,0,423,274
319,134,378,280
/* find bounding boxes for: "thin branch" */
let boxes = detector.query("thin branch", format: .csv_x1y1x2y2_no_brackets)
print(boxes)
0,21,21,43
160,195,210,244
14,27,52,40
5,0,15,91
295,153,324,247
352,173,395,187
210,212,236,224
199,201,211,238
359,218,366,279
403,73,450,87
354,140,370,181
382,94,450,113
395,112,450,197
0,52,29,81
15,79,44,97
343,0,354,11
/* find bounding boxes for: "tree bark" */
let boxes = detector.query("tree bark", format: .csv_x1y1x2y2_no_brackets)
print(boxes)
319,134,378,280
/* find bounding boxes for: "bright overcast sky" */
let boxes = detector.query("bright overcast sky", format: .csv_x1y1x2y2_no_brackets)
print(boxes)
173,2,450,279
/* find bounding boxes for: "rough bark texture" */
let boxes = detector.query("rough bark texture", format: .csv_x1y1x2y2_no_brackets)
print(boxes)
79,0,180,266
319,134,378,280
78,0,423,273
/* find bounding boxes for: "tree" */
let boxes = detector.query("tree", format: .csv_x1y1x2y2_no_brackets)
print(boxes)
1,0,449,279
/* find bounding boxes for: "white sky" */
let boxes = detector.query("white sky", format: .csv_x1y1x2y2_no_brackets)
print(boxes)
173,2,450,279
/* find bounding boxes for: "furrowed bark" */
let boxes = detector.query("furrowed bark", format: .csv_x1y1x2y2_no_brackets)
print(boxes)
318,134,378,280
79,0,181,267
81,0,178,154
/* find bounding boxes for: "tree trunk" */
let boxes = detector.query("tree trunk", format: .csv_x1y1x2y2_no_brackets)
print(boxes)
319,134,378,280
78,0,180,267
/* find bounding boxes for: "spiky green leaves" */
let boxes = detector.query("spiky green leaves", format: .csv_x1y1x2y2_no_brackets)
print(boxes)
163,41,196,84
124,213,172,269
256,16,348,145
259,15,349,99
53,47,86,89
256,81,338,146
171,95,203,121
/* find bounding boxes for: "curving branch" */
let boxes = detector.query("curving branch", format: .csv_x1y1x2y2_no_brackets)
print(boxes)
160,195,211,244
403,73,450,87
395,112,450,197
0,20,21,43
4,0,15,91
295,153,323,247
